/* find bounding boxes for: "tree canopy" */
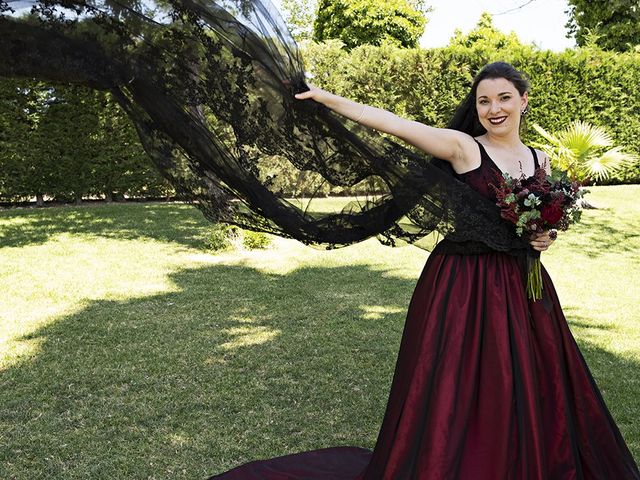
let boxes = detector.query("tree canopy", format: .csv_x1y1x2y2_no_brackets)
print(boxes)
280,0,318,42
313,0,428,49
448,13,525,51
566,0,640,52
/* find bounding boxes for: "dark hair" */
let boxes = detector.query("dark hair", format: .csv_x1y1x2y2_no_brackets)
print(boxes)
448,62,530,136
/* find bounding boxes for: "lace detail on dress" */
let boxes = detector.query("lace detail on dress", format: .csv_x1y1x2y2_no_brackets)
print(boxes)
433,141,540,257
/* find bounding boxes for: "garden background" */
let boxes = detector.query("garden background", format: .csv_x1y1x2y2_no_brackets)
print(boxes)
1,0,639,478
2,10,639,204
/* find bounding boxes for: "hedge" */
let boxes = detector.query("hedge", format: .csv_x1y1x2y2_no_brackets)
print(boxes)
0,80,172,204
1,39,638,204
301,39,640,187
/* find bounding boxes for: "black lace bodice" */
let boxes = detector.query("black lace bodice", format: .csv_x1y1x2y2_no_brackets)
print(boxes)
431,142,540,257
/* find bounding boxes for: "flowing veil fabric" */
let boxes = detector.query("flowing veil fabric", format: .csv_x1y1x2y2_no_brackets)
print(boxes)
2,0,531,256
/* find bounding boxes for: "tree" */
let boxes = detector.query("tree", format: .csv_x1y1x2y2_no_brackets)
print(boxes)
280,0,318,42
0,80,60,205
448,12,525,51
0,77,169,204
32,85,100,204
565,0,640,52
313,0,429,49
90,91,169,201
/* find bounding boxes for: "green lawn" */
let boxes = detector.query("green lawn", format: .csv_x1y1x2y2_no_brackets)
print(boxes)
1,186,639,479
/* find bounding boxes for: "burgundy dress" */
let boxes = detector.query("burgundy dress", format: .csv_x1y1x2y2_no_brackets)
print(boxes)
209,142,640,480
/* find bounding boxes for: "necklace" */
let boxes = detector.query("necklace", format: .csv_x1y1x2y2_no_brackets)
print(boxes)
478,139,534,178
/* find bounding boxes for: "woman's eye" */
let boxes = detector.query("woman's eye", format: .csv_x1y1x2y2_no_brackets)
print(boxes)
501,96,511,101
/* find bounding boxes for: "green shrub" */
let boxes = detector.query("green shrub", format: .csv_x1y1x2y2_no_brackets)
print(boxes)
205,224,239,251
0,79,173,203
205,224,271,252
300,36,640,185
242,230,272,249
2,19,638,205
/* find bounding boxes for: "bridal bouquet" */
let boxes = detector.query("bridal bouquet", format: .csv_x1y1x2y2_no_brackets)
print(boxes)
490,167,584,300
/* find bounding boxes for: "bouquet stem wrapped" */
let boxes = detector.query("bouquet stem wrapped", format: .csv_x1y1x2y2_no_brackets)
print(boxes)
527,257,543,301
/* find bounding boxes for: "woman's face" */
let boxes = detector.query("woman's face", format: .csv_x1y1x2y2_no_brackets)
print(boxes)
475,77,528,136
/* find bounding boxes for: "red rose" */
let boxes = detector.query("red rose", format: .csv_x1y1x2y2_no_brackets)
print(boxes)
541,203,563,224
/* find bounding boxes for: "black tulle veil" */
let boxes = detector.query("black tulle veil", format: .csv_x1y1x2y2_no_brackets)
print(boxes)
1,0,533,257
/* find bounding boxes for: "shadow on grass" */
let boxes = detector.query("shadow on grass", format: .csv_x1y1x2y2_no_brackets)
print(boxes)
1,262,638,479
0,202,212,249
0,262,412,479
563,308,640,462
564,306,620,332
563,213,640,258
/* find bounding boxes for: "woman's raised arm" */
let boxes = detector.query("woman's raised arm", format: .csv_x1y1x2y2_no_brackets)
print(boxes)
295,85,473,169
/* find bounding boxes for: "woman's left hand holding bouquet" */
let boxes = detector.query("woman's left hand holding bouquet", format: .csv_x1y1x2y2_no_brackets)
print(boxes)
529,229,557,252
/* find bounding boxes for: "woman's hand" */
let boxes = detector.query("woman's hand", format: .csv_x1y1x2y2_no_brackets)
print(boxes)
294,83,330,103
529,229,557,252
294,83,370,123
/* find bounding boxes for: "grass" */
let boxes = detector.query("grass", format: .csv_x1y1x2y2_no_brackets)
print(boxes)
0,186,638,479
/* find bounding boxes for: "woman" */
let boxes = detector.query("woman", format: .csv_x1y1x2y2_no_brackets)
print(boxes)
210,62,640,479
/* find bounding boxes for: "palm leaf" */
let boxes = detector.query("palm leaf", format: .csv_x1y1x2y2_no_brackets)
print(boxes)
532,123,559,145
531,121,636,183
561,121,612,149
585,147,638,181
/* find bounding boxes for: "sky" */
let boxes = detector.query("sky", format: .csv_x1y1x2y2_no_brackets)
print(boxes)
270,0,577,52
419,0,576,51
7,0,577,52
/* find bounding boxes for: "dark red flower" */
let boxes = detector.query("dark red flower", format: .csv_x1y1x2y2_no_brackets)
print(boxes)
541,202,564,224
501,207,519,223
492,167,582,235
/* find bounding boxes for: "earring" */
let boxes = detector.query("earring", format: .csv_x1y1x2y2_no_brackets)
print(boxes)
521,106,528,116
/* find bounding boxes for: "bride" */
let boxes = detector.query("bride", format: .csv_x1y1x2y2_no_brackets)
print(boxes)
2,0,634,475
210,62,640,479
